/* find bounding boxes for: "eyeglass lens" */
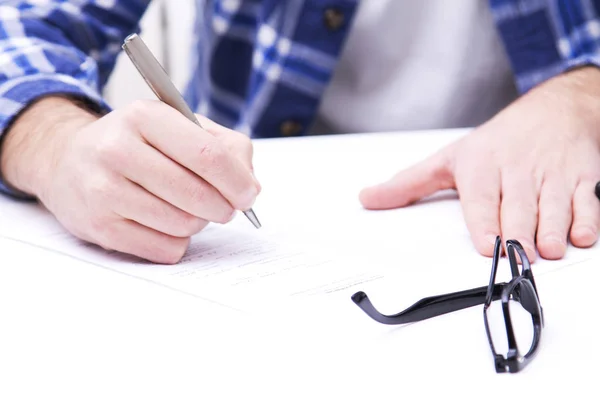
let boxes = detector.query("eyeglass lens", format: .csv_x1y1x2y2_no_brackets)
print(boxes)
486,281,537,358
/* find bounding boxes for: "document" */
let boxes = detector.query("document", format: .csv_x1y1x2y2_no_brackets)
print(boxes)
0,196,388,313
1,177,597,316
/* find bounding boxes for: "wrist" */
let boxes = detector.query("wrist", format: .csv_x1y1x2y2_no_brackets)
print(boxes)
534,66,600,119
0,96,100,198
504,65,600,144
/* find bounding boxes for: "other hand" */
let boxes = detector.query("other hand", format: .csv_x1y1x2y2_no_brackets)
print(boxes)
359,67,600,262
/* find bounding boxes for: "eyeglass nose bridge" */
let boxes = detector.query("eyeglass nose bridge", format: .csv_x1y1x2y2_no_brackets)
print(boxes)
503,278,541,317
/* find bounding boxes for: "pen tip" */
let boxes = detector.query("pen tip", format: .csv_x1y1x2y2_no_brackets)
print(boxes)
244,209,261,229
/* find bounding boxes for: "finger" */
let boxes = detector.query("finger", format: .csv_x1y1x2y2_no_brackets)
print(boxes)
196,114,254,166
112,177,210,238
570,179,600,247
126,101,257,210
456,165,501,257
536,177,571,259
108,138,236,224
196,114,260,192
95,217,190,264
359,149,455,210
500,172,538,263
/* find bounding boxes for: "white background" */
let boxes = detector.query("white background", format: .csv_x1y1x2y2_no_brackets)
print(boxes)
103,0,197,108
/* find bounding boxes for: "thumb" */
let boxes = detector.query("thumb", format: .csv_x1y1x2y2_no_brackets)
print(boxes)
359,148,455,210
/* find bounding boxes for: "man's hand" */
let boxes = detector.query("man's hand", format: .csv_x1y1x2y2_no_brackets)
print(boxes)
359,67,600,262
0,97,260,264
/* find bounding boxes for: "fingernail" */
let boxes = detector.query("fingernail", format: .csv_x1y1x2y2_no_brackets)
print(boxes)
575,226,596,241
545,234,566,246
583,226,596,236
540,235,566,259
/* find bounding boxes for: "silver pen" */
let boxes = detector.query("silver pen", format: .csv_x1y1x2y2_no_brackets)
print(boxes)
122,33,261,229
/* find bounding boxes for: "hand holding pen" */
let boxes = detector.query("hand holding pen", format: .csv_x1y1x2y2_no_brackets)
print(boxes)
0,88,260,265
123,33,261,229
1,34,262,266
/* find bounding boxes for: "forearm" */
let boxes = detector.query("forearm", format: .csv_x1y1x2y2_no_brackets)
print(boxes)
0,1,149,197
0,96,100,198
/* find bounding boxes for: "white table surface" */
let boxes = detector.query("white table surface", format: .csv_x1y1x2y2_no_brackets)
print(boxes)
1,129,597,399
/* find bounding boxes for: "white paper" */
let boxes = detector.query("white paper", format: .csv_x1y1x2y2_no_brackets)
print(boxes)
0,195,393,313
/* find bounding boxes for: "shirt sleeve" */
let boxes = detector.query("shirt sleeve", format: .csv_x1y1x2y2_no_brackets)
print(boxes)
0,0,150,197
491,0,600,93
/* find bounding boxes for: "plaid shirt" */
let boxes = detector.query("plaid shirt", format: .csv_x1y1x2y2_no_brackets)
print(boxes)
1,0,600,197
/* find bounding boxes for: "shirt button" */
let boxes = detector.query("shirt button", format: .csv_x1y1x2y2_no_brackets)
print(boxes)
323,8,344,31
280,120,303,136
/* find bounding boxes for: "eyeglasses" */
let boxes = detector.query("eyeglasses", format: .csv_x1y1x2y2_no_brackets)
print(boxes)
350,236,544,373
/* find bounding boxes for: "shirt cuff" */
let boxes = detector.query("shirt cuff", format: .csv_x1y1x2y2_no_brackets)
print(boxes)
514,54,600,94
0,74,112,199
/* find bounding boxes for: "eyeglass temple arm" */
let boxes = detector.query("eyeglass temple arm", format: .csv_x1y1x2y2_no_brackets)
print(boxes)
351,284,506,325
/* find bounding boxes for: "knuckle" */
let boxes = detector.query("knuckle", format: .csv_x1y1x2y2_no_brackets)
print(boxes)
215,206,235,224
242,138,254,158
537,225,562,239
162,238,190,264
86,174,117,202
129,98,153,115
221,130,253,155
234,131,252,147
198,140,226,169
581,171,600,183
178,213,207,236
232,133,254,159
146,199,174,225
96,134,124,165
183,180,207,203
463,191,497,209
431,156,453,183
123,99,155,127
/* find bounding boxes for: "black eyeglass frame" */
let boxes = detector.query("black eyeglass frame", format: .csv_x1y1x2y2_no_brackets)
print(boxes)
350,236,544,373
484,238,544,373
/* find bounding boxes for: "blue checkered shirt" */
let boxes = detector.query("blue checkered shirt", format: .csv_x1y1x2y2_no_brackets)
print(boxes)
2,0,600,197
